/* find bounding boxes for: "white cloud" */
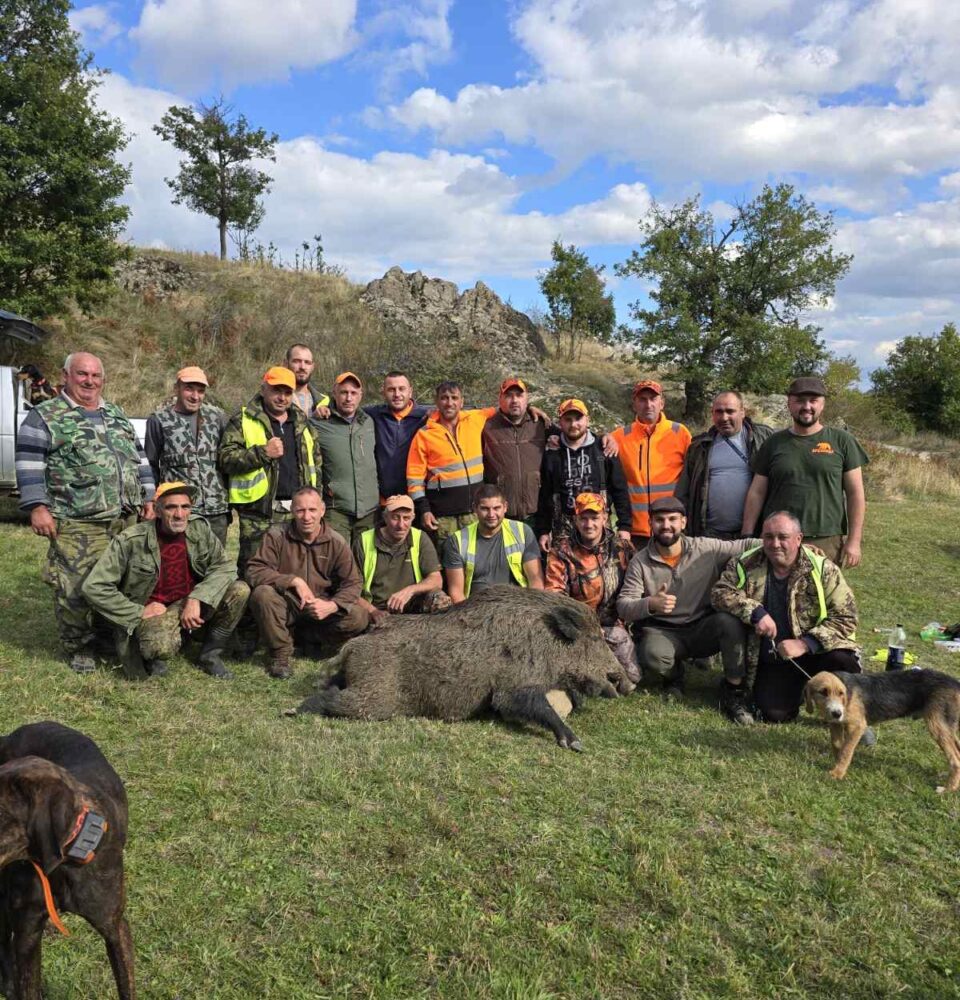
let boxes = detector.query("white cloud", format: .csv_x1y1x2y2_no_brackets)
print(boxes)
873,340,898,358
69,3,124,47
95,75,650,282
132,0,358,91
383,0,960,187
361,0,453,92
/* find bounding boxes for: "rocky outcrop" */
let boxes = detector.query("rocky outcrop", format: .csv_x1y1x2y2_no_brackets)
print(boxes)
361,267,547,374
114,255,193,298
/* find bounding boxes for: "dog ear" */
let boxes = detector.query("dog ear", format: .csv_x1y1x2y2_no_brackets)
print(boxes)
26,769,79,874
803,681,816,715
545,605,586,643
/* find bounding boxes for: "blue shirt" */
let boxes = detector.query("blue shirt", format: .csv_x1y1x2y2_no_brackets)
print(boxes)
706,429,752,533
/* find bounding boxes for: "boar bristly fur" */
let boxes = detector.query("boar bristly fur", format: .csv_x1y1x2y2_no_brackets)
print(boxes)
294,586,633,750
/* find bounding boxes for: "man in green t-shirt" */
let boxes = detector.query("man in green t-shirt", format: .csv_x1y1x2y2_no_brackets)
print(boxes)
741,377,868,567
351,494,449,625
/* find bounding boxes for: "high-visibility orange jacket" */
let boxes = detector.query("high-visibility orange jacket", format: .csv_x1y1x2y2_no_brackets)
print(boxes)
611,414,692,536
406,407,496,518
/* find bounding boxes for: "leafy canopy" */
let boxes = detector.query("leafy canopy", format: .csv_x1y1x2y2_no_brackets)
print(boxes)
538,241,616,361
615,184,852,419
871,323,960,436
153,98,278,260
0,0,131,317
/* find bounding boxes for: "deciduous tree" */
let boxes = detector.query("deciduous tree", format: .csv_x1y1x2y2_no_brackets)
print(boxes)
154,98,278,260
0,0,130,317
538,241,616,360
871,323,960,435
615,184,851,420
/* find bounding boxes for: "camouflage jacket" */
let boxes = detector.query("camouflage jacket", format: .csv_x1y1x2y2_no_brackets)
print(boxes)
82,516,237,634
145,403,228,515
16,394,153,520
218,396,321,517
711,545,859,662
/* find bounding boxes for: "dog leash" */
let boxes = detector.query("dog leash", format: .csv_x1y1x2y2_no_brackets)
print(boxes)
30,862,70,936
765,637,814,680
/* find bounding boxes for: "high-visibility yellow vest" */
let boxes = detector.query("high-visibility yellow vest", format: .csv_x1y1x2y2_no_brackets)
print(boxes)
457,519,527,598
735,545,827,624
359,527,423,600
228,410,316,504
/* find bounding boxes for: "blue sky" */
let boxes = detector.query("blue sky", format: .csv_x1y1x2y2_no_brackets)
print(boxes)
71,0,960,377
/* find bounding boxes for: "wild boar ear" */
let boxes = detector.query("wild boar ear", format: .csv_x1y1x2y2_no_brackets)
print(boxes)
546,606,583,643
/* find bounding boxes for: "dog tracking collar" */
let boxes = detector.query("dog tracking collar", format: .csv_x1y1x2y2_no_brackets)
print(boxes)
63,807,108,864
29,807,109,936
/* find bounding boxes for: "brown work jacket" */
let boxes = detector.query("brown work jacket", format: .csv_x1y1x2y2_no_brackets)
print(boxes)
481,410,547,519
245,521,362,611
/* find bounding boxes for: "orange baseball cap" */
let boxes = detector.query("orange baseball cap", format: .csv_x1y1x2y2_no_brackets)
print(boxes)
558,398,588,417
176,366,209,386
500,377,527,393
382,494,415,512
155,481,196,501
632,379,662,396
263,366,296,390
335,371,363,388
574,492,605,515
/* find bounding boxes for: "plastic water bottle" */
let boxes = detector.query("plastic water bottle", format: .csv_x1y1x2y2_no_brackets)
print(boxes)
886,624,906,670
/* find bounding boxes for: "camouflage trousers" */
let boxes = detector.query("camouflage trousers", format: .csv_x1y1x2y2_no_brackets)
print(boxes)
432,513,478,546
44,516,136,655
237,510,291,580
115,580,250,678
324,508,375,548
202,512,231,548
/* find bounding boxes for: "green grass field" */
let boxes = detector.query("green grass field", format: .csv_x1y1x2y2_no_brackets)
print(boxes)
2,501,960,999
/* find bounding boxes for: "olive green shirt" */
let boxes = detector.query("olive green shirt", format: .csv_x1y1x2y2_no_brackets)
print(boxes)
351,528,440,609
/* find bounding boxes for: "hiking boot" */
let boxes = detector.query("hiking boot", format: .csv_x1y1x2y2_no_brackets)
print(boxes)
859,727,877,747
719,680,755,726
68,653,96,674
146,659,168,677
267,654,292,680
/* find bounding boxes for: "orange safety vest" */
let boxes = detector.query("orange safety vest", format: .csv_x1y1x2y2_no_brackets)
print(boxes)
611,414,691,536
406,407,496,502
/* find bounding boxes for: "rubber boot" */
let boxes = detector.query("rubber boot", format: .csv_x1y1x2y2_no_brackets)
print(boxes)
198,629,233,680
720,679,755,725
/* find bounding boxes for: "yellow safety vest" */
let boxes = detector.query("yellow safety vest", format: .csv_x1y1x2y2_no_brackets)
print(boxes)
735,545,827,624
359,527,423,600
458,519,527,598
228,410,316,504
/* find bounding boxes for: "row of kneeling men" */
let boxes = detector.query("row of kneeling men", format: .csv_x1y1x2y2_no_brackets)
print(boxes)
78,478,862,732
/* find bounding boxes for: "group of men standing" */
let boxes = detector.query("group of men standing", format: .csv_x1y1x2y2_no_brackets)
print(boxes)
15,347,869,726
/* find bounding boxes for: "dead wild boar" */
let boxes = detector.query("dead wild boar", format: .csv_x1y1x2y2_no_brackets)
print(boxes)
291,586,635,750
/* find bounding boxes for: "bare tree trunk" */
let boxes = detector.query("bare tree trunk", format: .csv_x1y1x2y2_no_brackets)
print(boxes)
219,218,227,260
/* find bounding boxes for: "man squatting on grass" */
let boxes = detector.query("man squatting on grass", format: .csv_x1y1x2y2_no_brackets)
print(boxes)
711,510,864,725
616,496,762,723
82,482,249,680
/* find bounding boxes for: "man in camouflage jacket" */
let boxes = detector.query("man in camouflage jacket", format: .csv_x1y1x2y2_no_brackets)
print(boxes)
711,510,861,722
83,482,248,680
15,352,155,673
145,365,230,544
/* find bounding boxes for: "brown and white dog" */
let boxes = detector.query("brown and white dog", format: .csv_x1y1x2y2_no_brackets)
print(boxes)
804,669,960,793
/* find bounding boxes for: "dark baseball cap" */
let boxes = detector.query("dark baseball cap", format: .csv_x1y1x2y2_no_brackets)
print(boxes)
649,496,686,516
787,376,826,397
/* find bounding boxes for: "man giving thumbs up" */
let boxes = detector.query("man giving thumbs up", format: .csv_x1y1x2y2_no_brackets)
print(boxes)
617,496,760,722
